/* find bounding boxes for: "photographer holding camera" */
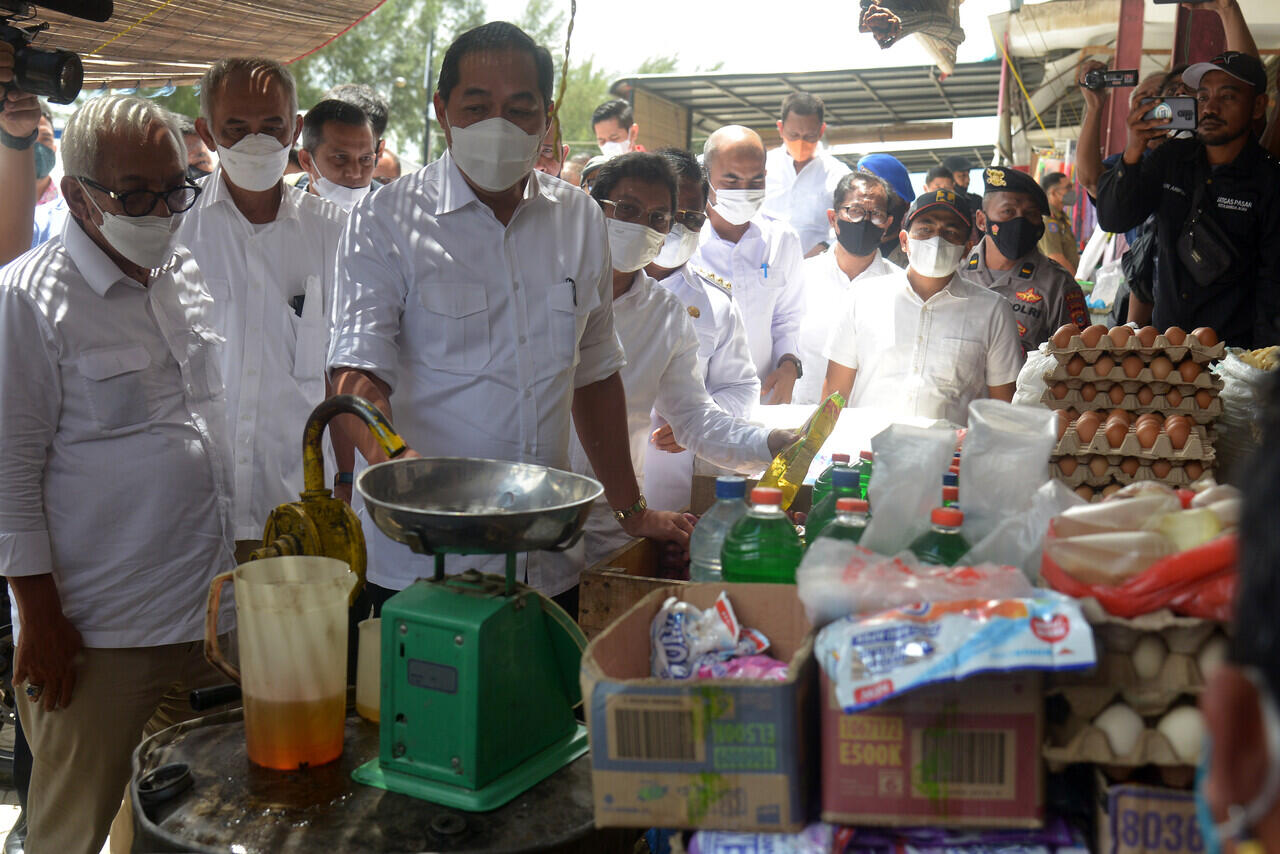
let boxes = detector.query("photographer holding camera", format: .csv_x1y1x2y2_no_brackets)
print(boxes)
0,40,42,265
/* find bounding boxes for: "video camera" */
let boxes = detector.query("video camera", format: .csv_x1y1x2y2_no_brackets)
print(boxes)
1082,68,1139,91
2,0,113,105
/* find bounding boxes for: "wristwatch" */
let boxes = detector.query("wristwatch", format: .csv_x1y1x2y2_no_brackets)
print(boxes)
0,127,37,151
778,354,803,379
612,494,648,523
334,471,354,488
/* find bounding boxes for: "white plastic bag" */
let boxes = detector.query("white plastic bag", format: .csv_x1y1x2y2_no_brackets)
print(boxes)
960,479,1086,582
859,423,956,557
1013,343,1059,407
1075,225,1112,281
1213,350,1273,483
959,400,1058,544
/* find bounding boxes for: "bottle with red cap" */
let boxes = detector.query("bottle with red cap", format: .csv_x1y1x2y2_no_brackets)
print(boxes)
942,485,960,508
909,507,970,566
812,453,852,508
805,467,861,544
721,487,804,584
814,498,869,545
857,450,873,501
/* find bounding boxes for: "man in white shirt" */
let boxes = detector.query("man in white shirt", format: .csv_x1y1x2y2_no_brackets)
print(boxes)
793,171,895,405
822,188,1024,426
181,58,348,560
0,95,233,854
695,125,805,403
763,92,851,258
298,98,378,212
329,22,691,615
593,97,640,156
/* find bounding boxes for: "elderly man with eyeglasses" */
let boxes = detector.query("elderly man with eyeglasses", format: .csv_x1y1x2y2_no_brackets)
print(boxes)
0,94,235,854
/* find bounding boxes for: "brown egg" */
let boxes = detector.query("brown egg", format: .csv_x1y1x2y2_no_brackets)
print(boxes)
1137,412,1165,429
1066,355,1087,377
1056,409,1071,439
1105,420,1129,448
1137,386,1155,406
1089,455,1110,477
1102,484,1124,498
1120,457,1140,476
1165,326,1187,346
1185,460,1205,480
1094,354,1116,378
1075,411,1101,443
1137,421,1160,449
1166,387,1184,408
1081,324,1108,348
1109,384,1127,405
1051,323,1077,349
1152,459,1173,479
1075,484,1097,501
1109,408,1132,426
1081,383,1098,402
1191,327,1219,347
1195,389,1214,410
1058,457,1078,476
1051,382,1069,400
1178,360,1203,384
1066,408,1080,420
1122,355,1144,378
1167,418,1191,450
1109,326,1135,347
1150,355,1174,380
1137,326,1160,348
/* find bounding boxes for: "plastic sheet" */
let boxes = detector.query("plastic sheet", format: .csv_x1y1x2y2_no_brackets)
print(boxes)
858,424,956,557
1213,350,1273,482
1013,344,1059,407
958,400,1059,544
960,479,1086,582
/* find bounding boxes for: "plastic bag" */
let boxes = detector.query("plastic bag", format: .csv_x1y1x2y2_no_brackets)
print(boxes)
1075,224,1113,282
1013,344,1059,407
958,400,1058,544
650,592,771,679
1213,350,1273,482
960,479,1085,581
689,823,836,854
859,423,956,556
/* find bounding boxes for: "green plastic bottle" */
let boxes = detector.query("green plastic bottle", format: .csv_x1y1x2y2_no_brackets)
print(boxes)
812,453,851,509
805,468,862,545
857,450,873,501
909,507,970,566
814,498,869,545
721,487,804,584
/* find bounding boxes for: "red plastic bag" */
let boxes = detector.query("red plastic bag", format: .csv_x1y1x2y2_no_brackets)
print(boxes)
1040,522,1237,621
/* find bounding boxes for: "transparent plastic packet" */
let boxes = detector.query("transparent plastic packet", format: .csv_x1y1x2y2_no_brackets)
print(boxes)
858,423,956,557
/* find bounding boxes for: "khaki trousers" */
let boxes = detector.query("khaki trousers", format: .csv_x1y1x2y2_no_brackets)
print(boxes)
16,640,228,854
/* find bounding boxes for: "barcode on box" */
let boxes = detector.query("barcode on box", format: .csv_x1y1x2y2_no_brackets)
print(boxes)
606,694,705,763
910,728,1015,799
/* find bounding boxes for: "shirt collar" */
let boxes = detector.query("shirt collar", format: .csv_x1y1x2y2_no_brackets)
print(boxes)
200,164,301,223
62,215,137,298
900,269,969,305
436,149,552,217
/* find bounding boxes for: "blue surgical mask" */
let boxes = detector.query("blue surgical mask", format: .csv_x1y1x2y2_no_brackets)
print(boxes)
35,142,55,181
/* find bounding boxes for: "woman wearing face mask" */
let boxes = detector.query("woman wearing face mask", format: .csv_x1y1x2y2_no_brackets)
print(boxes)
820,188,1024,427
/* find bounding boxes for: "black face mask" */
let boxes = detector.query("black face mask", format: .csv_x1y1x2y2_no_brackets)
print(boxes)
835,218,884,257
986,216,1044,261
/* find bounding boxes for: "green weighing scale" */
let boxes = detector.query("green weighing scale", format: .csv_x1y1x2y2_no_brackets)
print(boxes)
351,456,601,811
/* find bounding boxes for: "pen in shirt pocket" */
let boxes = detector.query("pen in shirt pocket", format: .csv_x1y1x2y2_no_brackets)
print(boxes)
566,277,577,306
761,263,769,279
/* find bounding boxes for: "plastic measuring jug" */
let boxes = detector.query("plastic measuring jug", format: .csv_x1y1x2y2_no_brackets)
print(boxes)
205,556,357,770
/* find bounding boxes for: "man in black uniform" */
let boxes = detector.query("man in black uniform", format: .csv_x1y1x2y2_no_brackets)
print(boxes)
943,154,983,213
1096,51,1280,347
958,165,1089,351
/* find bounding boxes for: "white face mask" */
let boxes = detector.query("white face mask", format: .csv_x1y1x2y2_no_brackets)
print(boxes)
907,235,967,278
313,175,369,212
599,140,630,158
710,187,765,226
607,219,666,273
653,222,700,269
78,180,183,269
217,133,289,192
447,116,542,193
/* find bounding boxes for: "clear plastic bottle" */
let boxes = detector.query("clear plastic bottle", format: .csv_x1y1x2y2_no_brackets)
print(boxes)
689,477,749,582
721,487,804,584
857,450,873,501
805,468,861,545
909,507,971,566
815,498,870,544
812,453,851,510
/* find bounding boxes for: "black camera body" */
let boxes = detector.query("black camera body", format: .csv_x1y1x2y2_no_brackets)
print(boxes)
1083,68,1139,91
2,1,114,105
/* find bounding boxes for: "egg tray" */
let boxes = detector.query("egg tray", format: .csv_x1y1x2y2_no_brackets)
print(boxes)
1043,713,1200,774
1078,598,1222,654
1044,362,1224,390
1047,651,1206,720
1042,386,1221,416
1047,392,1223,425
1052,423,1216,461
1050,460,1206,490
1047,333,1226,365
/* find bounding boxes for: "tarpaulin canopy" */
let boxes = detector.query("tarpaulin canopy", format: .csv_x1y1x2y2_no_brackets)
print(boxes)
18,0,387,88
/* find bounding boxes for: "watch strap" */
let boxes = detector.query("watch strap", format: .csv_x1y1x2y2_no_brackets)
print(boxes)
612,494,647,522
0,127,38,151
334,471,354,487
778,354,803,379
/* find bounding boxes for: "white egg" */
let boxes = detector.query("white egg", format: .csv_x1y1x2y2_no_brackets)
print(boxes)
1131,634,1168,681
1198,635,1229,681
1157,706,1206,764
1094,703,1146,757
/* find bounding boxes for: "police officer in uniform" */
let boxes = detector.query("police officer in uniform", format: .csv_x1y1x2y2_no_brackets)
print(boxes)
959,165,1089,351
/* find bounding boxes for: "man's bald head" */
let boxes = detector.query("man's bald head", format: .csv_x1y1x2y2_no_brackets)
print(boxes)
703,125,766,173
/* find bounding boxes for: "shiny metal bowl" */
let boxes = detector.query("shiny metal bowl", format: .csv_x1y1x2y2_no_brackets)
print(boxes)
357,457,604,555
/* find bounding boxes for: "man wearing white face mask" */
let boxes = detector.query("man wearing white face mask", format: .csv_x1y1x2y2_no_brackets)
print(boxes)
0,94,234,854
694,125,806,404
821,189,1023,426
180,58,348,561
329,23,693,616
593,98,641,157
763,92,850,258
298,98,377,212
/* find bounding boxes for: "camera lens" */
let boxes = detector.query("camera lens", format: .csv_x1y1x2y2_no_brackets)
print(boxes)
15,44,84,104
1083,69,1104,90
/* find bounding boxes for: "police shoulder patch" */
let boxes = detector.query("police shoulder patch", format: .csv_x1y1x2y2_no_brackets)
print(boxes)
1047,221,1059,234
967,254,980,269
1018,263,1035,279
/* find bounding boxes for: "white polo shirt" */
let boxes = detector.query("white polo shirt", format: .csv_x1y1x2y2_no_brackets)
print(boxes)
821,269,1025,426
328,153,626,595
792,247,893,405
764,145,851,253
694,216,805,383
178,166,346,539
0,218,234,647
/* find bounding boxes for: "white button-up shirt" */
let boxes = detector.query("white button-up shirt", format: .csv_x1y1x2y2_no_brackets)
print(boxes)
764,146,851,253
328,153,626,595
821,269,1025,426
793,248,893,405
0,218,234,647
694,217,805,382
178,167,346,539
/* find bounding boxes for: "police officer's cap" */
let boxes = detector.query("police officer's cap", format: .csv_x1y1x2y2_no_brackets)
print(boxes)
905,188,973,229
981,166,1050,215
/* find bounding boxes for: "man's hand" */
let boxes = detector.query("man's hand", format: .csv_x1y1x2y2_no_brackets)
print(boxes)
650,423,686,454
1124,96,1168,165
767,429,799,456
1077,59,1109,112
619,508,694,547
14,609,83,712
333,482,354,504
761,359,799,405
0,44,41,141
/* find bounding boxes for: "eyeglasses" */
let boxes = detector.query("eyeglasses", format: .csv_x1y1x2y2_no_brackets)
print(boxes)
599,199,672,232
78,177,202,218
674,208,707,231
837,204,889,227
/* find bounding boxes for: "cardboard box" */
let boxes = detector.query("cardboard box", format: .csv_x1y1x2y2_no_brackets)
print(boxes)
1096,775,1204,854
820,671,1043,828
580,583,816,832
578,538,687,640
